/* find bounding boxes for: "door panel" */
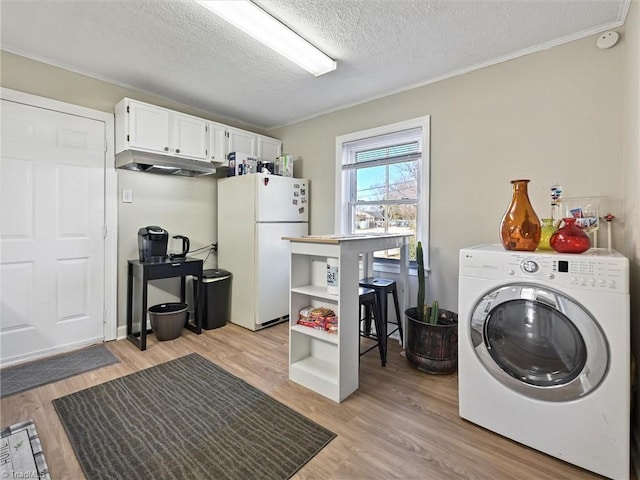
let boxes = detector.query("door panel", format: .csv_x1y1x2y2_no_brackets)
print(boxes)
256,222,308,325
256,176,309,222
1,100,106,364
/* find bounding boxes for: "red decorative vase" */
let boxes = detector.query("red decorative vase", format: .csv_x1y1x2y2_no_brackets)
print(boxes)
500,179,541,251
550,217,591,253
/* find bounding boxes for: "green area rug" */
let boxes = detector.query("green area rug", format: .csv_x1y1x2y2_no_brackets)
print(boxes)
53,353,335,480
1,344,119,398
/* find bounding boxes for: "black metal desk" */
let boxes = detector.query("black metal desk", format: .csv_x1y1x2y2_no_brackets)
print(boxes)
126,257,203,351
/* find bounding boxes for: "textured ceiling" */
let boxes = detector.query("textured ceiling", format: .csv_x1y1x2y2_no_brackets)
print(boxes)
0,0,629,130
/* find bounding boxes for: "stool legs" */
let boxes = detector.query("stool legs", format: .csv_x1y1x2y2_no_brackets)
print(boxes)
359,293,385,366
391,287,403,342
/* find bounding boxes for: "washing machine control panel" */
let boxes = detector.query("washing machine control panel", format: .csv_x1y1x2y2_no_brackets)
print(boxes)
504,253,629,292
460,246,628,293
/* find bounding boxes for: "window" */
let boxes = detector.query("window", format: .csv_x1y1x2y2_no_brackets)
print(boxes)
335,116,430,267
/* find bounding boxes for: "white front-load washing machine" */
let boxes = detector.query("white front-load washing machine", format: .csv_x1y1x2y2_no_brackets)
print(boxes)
458,244,630,479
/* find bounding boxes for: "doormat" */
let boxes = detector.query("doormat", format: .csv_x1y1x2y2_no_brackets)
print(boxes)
53,353,336,480
1,344,120,398
0,419,51,479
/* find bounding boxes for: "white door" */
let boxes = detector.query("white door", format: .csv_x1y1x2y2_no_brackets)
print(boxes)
127,100,171,153
1,99,106,364
257,135,282,162
256,175,308,222
256,222,308,326
207,121,227,164
172,112,207,160
227,127,257,156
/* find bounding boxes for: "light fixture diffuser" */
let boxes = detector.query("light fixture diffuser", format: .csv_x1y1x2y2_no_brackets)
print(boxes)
196,0,336,77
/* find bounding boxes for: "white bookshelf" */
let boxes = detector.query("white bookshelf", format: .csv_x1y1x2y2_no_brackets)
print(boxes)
285,234,410,403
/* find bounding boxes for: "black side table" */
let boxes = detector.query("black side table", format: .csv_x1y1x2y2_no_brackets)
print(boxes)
126,257,203,351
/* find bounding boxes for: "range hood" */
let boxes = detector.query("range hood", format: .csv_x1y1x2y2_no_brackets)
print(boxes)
115,149,217,177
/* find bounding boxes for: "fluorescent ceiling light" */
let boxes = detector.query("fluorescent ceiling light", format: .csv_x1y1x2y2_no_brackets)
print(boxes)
196,0,337,77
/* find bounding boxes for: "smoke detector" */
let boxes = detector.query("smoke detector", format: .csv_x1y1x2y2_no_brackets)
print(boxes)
597,31,619,49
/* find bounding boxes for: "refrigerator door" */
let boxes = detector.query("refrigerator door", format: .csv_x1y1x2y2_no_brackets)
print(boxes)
255,175,308,222
256,221,308,326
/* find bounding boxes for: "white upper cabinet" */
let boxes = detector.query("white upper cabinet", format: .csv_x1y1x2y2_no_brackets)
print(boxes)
116,99,207,161
207,121,227,165
257,135,282,161
172,112,207,160
115,98,282,166
227,127,257,156
126,101,171,153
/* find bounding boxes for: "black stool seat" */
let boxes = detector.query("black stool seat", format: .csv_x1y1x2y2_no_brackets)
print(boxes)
358,287,385,366
359,277,403,365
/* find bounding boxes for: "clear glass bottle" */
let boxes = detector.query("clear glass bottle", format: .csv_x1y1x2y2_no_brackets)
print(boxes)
500,179,541,251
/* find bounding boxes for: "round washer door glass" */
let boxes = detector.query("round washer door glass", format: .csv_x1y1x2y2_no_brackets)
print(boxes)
471,284,609,401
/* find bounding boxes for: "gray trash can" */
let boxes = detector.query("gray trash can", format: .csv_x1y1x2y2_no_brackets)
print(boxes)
199,269,232,330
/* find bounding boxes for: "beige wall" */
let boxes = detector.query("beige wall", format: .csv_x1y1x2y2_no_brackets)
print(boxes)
2,15,637,377
623,0,640,447
271,30,632,313
0,51,248,329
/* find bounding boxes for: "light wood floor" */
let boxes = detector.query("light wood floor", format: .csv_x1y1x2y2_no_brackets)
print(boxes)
0,323,623,479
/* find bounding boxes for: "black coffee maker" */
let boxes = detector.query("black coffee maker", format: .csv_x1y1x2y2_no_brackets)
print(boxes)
138,226,168,262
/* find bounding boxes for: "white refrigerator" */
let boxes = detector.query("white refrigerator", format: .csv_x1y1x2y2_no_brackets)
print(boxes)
217,174,309,330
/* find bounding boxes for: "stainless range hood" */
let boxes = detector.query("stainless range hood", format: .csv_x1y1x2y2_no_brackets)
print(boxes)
115,149,217,177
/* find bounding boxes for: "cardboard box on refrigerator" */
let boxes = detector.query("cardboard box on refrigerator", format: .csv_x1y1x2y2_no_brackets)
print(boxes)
227,152,258,176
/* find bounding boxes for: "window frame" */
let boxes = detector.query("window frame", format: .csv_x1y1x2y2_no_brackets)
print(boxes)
334,116,430,272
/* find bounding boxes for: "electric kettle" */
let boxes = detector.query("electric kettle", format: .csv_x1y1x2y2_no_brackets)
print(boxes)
169,235,190,259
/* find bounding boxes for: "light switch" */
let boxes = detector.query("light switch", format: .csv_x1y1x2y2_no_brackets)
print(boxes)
122,189,133,203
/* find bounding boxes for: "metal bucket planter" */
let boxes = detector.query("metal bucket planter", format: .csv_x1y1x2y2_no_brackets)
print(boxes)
405,307,458,374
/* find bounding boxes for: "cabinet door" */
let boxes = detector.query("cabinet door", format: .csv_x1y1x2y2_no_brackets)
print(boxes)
173,112,207,160
128,101,171,153
257,135,282,161
207,121,227,164
227,127,257,156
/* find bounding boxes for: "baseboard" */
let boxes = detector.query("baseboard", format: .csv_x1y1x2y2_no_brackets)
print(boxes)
116,325,127,340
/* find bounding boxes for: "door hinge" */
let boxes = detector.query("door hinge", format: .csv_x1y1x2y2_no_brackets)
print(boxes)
103,310,108,324
127,134,130,142
126,105,129,113
225,131,229,138
103,225,108,238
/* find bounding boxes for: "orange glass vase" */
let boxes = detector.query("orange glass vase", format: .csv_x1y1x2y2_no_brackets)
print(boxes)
500,179,541,251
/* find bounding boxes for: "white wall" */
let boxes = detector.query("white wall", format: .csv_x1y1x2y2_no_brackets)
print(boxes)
271,31,631,315
623,0,640,458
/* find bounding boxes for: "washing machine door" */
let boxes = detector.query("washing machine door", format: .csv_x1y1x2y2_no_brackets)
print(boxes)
470,284,609,401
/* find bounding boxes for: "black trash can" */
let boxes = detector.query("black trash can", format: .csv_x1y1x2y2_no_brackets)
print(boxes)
198,269,232,330
148,302,188,341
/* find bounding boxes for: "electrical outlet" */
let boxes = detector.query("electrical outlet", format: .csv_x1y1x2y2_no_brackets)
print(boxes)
122,189,133,203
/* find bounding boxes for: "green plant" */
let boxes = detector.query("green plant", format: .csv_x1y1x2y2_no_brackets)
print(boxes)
416,240,438,325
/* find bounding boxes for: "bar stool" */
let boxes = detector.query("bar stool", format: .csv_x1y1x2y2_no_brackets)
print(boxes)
358,287,385,366
358,277,403,353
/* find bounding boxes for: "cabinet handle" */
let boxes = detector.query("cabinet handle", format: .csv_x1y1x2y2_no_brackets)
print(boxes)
211,155,215,159
164,146,169,151
175,148,181,153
